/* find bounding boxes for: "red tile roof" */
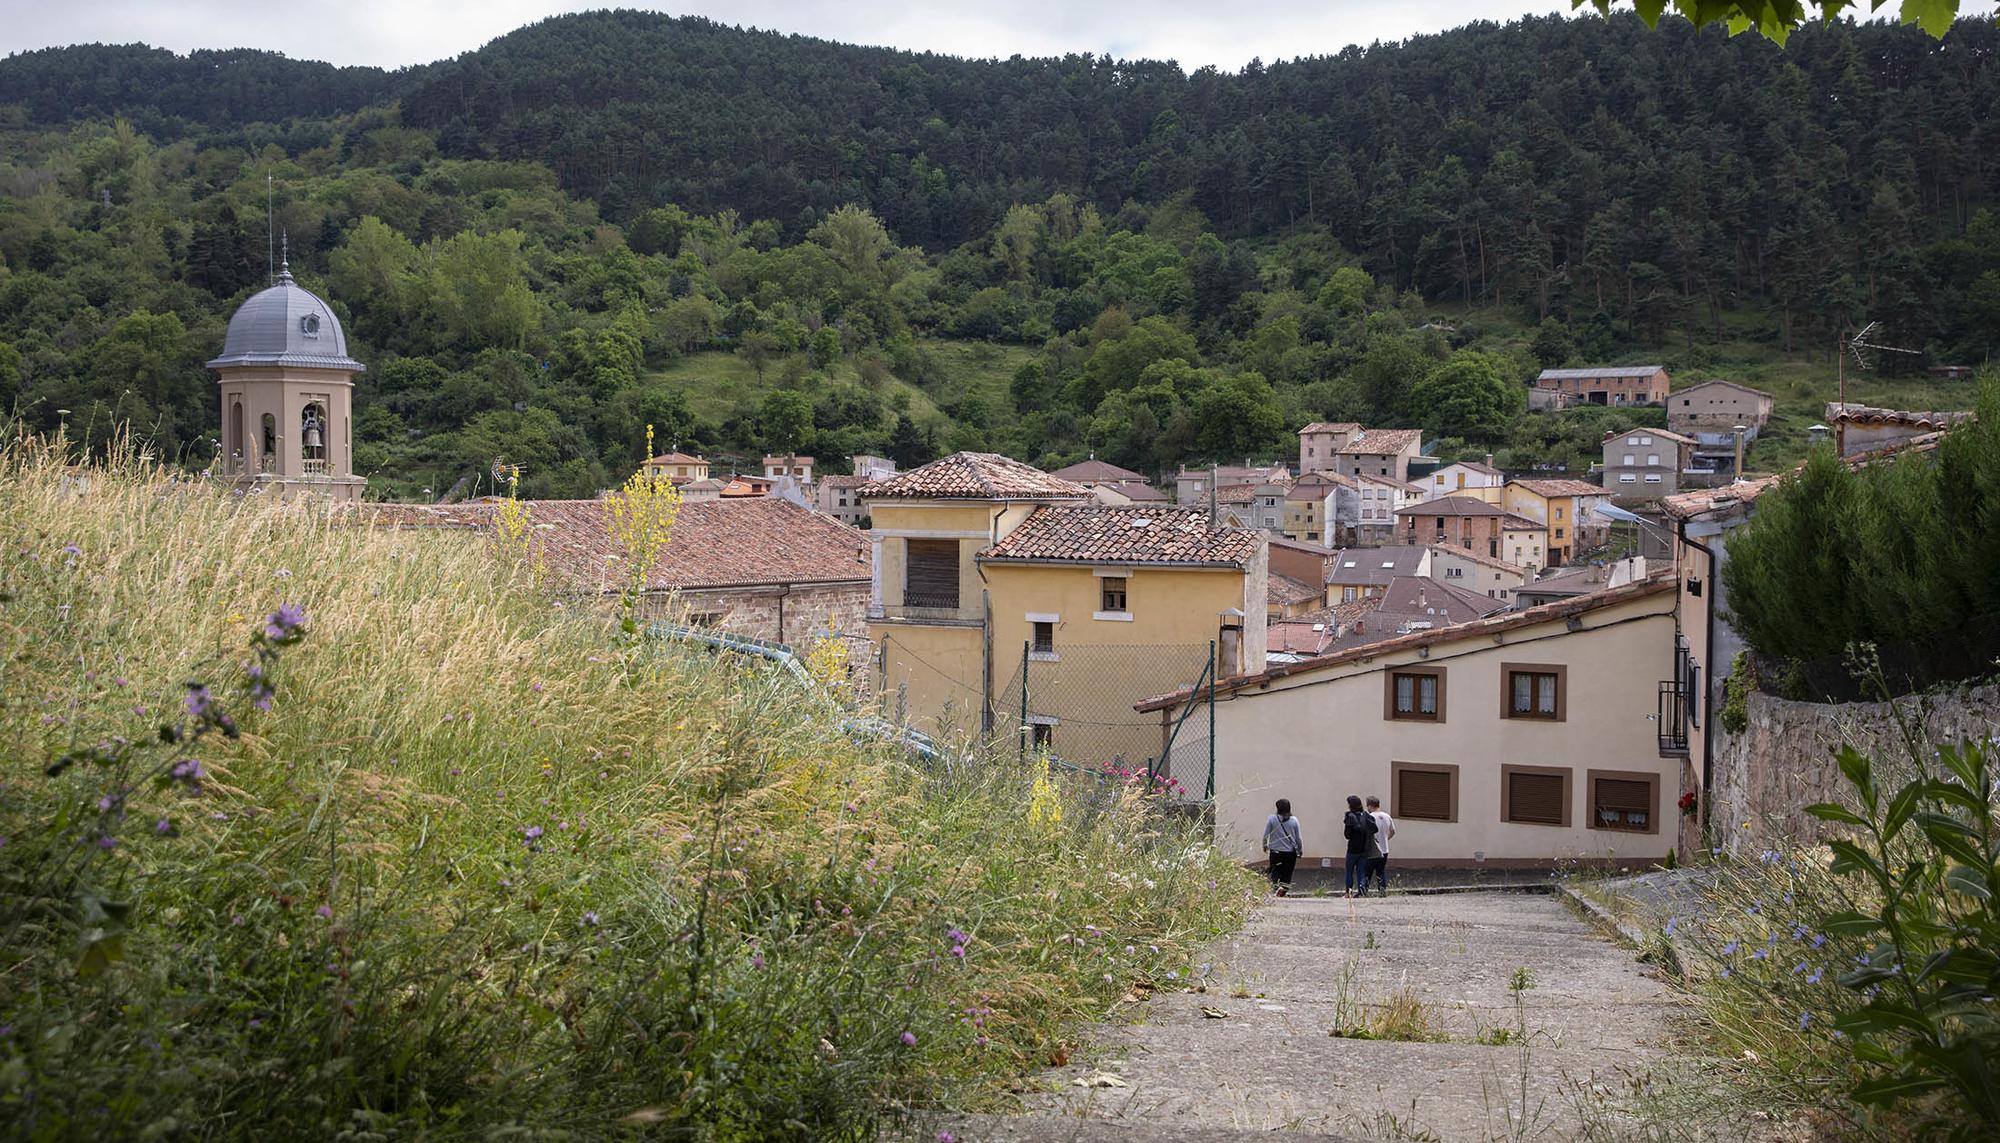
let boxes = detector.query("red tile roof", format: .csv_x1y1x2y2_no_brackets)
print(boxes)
359,497,869,591
646,452,707,465
1052,458,1148,483
1509,478,1606,498
1138,573,1676,710
1268,573,1323,607
1103,480,1169,502
979,506,1262,568
1396,497,1542,528
1299,422,1363,435
865,452,1090,500
1604,426,1697,446
1337,428,1422,455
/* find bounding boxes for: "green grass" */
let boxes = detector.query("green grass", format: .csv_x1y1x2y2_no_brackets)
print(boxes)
0,433,1257,1139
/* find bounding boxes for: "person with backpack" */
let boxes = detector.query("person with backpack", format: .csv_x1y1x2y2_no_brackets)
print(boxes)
1363,795,1395,897
1341,794,1377,898
1262,798,1302,897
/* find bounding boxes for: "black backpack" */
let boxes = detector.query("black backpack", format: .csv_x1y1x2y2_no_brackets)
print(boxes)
1344,810,1377,843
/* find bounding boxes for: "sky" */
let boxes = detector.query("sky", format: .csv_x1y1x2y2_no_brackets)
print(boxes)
0,2,1678,72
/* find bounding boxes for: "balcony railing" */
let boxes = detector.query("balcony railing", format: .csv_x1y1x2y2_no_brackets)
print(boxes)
870,592,982,624
1657,679,1690,755
301,458,329,475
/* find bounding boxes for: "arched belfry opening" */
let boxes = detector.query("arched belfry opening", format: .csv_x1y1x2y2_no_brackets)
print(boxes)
206,260,366,501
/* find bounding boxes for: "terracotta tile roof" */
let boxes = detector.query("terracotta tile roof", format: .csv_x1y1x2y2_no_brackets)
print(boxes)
1377,575,1508,620
646,452,707,465
1299,422,1363,435
1440,459,1502,476
1509,478,1606,498
1658,475,1787,520
1139,573,1676,710
1337,428,1422,455
683,478,727,492
1103,480,1170,502
761,454,816,465
1214,484,1258,505
1826,404,1975,429
1396,497,1542,528
1359,473,1423,493
357,497,869,591
817,474,878,489
866,452,1090,500
1052,458,1148,483
978,506,1262,568
1268,573,1323,607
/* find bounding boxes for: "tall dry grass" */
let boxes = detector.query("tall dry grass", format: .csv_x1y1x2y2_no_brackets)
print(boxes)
0,433,1258,1140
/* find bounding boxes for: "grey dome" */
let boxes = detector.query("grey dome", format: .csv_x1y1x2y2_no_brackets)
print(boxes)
206,267,365,372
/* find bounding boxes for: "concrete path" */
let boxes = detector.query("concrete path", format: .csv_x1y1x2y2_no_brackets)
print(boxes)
950,891,1697,1142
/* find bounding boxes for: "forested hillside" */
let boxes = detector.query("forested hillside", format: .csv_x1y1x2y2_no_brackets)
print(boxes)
2,10,1997,500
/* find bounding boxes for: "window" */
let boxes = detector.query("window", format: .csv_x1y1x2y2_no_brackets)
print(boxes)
1589,770,1659,833
1622,453,1636,465
1645,474,1663,484
1501,765,1571,826
1100,577,1128,613
1385,667,1445,722
1032,621,1055,654
1619,473,1637,483
1647,453,1661,466
1555,506,1565,520
904,539,960,609
1638,435,1653,445
1343,586,1357,602
1501,663,1566,721
1445,566,1462,578
1031,722,1054,751
1626,436,1641,446
1391,762,1458,822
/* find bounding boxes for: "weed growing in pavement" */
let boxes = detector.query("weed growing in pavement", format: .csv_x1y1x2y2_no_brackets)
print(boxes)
0,434,1259,1138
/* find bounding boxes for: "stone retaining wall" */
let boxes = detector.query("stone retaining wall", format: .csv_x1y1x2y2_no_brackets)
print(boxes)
1709,683,2000,851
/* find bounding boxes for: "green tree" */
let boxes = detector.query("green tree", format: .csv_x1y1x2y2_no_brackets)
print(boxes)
760,389,814,454
1190,372,1285,461
1408,352,1526,444
425,229,539,349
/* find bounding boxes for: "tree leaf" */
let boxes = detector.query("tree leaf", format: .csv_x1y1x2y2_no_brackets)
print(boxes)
1819,909,1884,936
1828,838,1888,885
1900,0,1960,40
1836,745,1876,810
1883,780,1923,841
1634,0,1672,28
1804,802,1866,826
1943,864,1993,901
1852,1071,1949,1106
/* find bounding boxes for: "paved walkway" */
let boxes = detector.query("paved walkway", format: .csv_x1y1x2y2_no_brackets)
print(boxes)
951,891,1697,1142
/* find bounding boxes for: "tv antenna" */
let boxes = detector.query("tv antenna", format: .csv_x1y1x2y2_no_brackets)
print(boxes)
1835,320,1921,453
266,173,275,285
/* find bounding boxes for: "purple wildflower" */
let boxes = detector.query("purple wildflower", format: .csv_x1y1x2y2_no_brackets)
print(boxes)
316,905,332,919
155,819,171,834
1807,967,1823,984
1812,933,1827,949
899,1031,917,1047
582,911,599,927
951,945,966,959
1722,941,1739,955
62,544,81,557
264,603,306,640
1799,1010,1812,1030
185,686,213,718
97,836,117,849
752,954,765,969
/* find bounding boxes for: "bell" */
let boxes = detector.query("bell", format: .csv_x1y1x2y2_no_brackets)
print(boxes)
304,424,322,448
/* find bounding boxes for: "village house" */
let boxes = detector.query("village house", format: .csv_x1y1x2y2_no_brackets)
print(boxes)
1326,545,1431,603
679,477,727,502
1141,576,1683,868
1296,422,1362,472
1397,498,1547,570
1423,457,1504,503
1356,473,1425,542
1281,472,1346,543
1533,365,1671,408
1503,478,1609,566
1052,457,1149,489
816,473,881,526
1333,428,1424,482
1326,575,1506,650
1514,557,1648,609
1248,475,1294,533
1426,544,1528,604
1174,462,1290,507
1267,536,1335,616
365,496,872,650
762,454,815,483
865,453,1266,752
1667,380,1774,434
1095,480,1170,506
645,451,711,485
1601,427,1697,498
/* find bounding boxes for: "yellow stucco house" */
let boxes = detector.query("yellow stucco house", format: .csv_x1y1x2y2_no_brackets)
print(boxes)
864,452,1267,763
1503,478,1610,566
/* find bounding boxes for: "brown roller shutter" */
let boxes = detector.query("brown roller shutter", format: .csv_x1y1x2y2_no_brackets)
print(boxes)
1508,771,1565,825
1595,778,1652,831
1399,768,1452,821
904,540,959,607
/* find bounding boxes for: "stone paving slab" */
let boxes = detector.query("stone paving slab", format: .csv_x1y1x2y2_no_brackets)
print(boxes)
947,891,1701,1141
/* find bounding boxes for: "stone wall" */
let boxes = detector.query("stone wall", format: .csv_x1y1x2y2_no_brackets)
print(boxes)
637,582,872,668
1709,683,2000,851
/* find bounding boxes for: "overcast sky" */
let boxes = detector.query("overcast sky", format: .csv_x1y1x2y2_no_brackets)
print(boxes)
6,2,1993,72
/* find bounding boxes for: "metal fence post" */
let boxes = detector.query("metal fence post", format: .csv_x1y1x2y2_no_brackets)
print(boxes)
1206,638,1216,801
1018,639,1029,761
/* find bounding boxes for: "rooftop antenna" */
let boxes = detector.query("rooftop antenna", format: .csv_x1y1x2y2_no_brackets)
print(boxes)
1835,319,1920,453
266,173,274,285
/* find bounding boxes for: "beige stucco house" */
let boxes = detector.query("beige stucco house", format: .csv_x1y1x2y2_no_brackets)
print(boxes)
1426,544,1528,604
1667,380,1774,434
1423,458,1504,503
1141,577,1684,868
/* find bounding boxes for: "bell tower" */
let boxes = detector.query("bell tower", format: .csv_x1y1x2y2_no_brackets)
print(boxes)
206,252,367,501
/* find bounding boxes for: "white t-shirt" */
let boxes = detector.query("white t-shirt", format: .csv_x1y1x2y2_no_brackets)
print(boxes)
1369,810,1395,856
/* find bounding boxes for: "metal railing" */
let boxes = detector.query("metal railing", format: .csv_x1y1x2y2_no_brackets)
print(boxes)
1657,679,1691,755
870,592,981,624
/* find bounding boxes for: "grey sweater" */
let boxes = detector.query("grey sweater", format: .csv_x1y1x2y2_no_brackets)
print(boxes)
1262,814,1302,855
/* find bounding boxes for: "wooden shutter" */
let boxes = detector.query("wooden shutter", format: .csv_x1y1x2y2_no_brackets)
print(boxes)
904,540,959,606
1398,768,1452,821
1595,778,1652,830
1508,771,1565,825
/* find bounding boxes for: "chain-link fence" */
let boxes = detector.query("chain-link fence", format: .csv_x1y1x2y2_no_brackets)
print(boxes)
1755,613,2000,704
995,641,1214,781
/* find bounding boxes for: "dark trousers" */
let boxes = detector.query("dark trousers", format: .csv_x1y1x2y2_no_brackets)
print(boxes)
1344,852,1367,893
1267,851,1298,888
1364,855,1388,895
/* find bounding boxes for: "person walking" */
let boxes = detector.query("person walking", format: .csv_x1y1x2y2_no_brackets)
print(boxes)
1341,795,1377,898
1364,795,1395,897
1262,798,1302,897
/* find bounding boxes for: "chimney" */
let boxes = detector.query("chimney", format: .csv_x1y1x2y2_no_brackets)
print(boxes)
1484,454,1494,468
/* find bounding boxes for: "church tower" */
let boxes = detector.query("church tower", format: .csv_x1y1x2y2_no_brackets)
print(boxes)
207,256,367,501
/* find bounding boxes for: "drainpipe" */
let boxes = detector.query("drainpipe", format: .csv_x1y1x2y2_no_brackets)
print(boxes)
1677,518,1720,837
775,582,792,644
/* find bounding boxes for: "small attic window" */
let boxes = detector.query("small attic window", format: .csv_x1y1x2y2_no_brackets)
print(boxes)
300,314,320,338
1343,560,1357,568
1381,560,1396,568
